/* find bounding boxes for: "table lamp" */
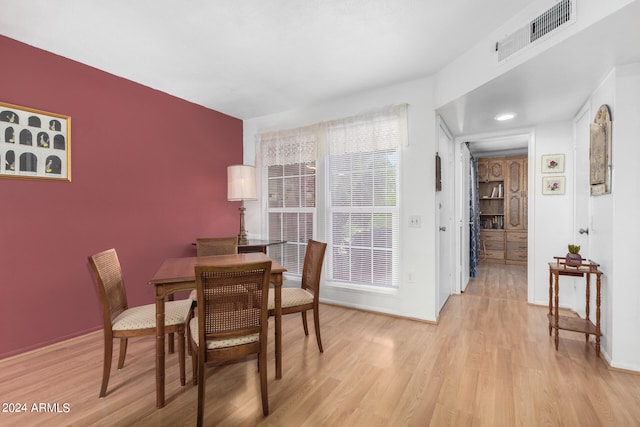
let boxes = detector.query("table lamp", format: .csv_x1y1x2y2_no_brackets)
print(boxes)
227,164,257,245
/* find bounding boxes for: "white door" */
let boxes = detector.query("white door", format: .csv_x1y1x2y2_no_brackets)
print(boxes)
436,120,454,312
573,106,592,315
458,142,471,292
574,106,591,254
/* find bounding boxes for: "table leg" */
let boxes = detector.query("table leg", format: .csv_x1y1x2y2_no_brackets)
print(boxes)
167,293,175,354
585,273,591,342
548,269,553,336
156,290,166,408
596,274,601,357
554,272,559,351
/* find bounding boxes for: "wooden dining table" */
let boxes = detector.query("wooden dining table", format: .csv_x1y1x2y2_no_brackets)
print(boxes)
148,252,287,408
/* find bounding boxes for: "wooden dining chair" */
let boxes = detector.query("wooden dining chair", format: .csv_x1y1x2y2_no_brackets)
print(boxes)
88,248,192,397
189,236,239,302
195,236,239,256
268,239,327,352
187,236,241,351
190,261,272,426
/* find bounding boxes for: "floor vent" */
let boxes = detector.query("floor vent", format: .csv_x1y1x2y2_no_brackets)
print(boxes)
496,0,575,62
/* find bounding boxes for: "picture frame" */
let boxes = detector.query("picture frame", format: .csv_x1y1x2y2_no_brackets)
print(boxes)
0,101,71,181
542,176,565,195
590,104,612,196
541,154,564,173
435,153,442,192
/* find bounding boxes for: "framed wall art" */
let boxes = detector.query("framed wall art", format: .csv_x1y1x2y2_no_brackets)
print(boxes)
541,154,564,173
542,176,565,195
590,104,611,196
435,153,442,191
0,101,71,181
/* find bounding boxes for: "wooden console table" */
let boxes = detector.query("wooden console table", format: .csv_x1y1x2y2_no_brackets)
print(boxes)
548,257,603,357
238,239,286,254
192,239,285,254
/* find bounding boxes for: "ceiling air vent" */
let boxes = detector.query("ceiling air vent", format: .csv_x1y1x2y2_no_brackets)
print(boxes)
496,0,575,62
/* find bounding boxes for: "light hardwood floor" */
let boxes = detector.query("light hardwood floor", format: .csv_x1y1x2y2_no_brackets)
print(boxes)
2,262,640,426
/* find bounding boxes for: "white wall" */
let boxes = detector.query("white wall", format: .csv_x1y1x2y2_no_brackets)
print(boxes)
561,64,640,371
243,76,440,321
530,122,576,307
586,70,616,362
609,64,640,370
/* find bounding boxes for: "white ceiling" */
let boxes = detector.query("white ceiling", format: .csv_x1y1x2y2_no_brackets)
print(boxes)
0,0,534,120
438,0,640,145
0,0,638,150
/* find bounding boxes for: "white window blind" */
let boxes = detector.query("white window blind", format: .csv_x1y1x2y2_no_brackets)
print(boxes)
326,105,405,288
261,126,317,275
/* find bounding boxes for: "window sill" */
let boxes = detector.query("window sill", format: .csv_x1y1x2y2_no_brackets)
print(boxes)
326,281,399,295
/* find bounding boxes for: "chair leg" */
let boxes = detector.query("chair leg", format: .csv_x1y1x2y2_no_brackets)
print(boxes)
313,308,323,353
196,350,205,427
191,341,198,386
259,348,269,416
99,336,113,398
186,301,196,356
178,330,186,386
117,337,128,369
301,311,309,336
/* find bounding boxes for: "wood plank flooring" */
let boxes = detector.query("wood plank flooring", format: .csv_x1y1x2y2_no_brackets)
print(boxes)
2,262,640,426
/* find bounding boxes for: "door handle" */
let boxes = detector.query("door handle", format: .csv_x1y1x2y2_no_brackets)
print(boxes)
439,226,446,232
579,228,589,235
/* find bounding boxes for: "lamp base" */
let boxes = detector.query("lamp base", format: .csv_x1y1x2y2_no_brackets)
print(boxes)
238,203,249,246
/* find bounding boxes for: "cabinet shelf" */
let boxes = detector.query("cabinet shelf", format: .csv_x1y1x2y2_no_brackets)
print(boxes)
546,314,599,335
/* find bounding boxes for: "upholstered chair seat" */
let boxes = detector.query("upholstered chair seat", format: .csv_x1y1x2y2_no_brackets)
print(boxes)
112,299,192,331
268,288,314,310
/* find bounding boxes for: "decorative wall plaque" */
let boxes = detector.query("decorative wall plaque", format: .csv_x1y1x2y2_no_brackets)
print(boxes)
0,101,71,181
589,104,611,196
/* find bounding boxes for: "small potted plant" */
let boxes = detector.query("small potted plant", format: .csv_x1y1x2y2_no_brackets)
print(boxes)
566,244,582,266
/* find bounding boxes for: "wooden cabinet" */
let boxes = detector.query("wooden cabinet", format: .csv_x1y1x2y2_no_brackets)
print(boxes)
478,157,505,264
504,156,527,264
506,231,527,263
480,229,505,262
478,155,527,264
505,156,527,231
478,157,505,182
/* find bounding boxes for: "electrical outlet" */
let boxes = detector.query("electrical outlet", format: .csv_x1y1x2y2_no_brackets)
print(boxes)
409,215,421,228
407,271,415,283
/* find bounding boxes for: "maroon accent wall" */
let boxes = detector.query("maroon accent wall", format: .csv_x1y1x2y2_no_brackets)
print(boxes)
0,36,243,358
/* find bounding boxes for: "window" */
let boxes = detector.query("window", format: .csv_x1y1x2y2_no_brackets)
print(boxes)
267,162,316,275
326,106,404,288
259,104,406,288
261,128,317,276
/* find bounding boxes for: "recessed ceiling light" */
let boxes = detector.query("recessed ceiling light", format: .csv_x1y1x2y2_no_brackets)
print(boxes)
495,113,516,121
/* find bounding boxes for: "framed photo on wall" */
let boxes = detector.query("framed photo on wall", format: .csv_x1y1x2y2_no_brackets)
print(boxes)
590,104,612,196
541,154,564,173
0,101,71,181
542,176,565,195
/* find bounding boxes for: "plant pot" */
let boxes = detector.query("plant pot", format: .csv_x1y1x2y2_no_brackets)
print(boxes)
565,253,582,266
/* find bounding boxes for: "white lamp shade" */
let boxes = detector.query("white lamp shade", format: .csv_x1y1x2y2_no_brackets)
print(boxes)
227,165,257,201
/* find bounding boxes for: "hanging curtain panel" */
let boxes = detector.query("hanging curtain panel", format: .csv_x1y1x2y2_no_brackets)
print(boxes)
469,154,480,277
